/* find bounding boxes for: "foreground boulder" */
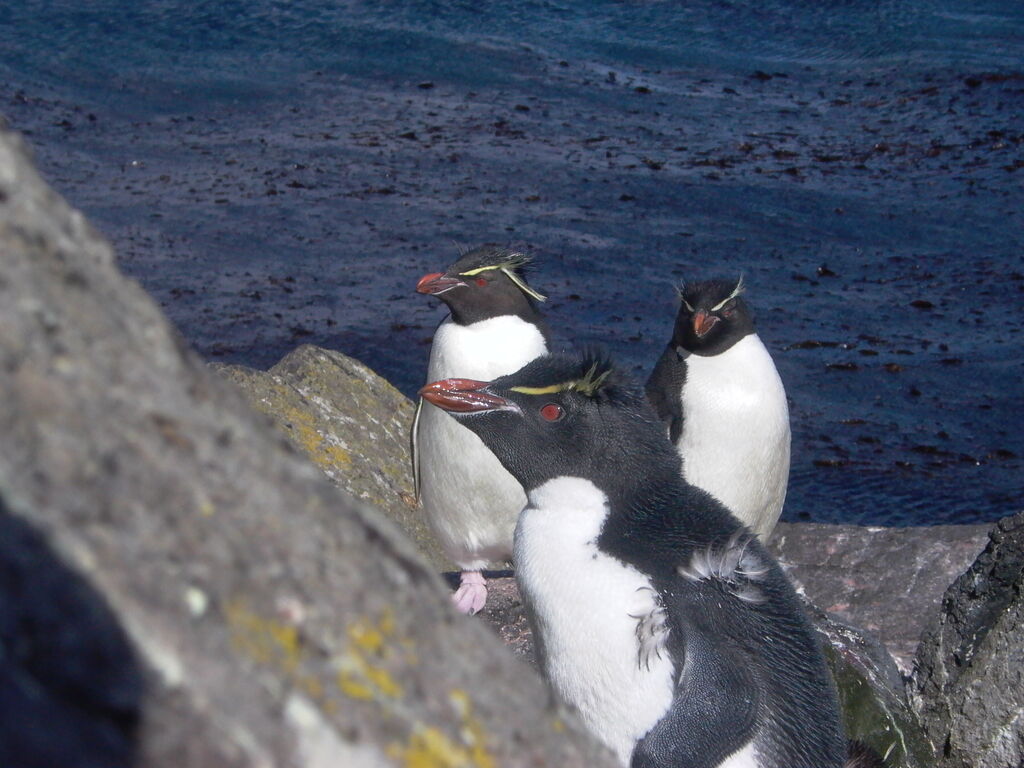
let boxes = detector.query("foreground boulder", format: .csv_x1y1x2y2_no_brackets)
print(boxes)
0,126,616,766
213,346,451,571
912,510,1024,768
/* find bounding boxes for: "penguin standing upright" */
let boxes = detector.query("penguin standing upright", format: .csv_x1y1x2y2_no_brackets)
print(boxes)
413,245,550,614
645,277,790,540
420,353,846,768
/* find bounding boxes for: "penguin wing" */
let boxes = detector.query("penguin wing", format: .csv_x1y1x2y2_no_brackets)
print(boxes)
644,345,686,443
631,612,759,768
411,397,423,500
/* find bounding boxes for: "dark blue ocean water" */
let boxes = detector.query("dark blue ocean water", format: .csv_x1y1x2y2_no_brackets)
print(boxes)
2,0,1022,527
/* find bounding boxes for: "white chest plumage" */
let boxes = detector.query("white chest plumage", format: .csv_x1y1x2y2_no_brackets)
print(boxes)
677,334,790,539
417,315,547,568
514,477,676,767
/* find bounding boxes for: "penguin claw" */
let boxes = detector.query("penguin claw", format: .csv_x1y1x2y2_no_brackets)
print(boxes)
452,571,488,615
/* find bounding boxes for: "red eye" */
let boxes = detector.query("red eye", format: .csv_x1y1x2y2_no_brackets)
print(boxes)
540,403,563,422
475,277,488,287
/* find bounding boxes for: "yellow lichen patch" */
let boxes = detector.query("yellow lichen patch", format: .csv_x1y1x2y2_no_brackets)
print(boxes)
387,725,482,768
225,601,303,675
337,609,406,702
449,690,496,768
550,717,566,734
278,403,352,470
386,689,497,768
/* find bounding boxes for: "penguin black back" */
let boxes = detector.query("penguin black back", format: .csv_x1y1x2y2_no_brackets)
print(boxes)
421,353,845,767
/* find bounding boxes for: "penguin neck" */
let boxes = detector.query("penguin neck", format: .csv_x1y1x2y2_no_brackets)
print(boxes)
448,293,546,331
674,324,754,357
596,444,746,565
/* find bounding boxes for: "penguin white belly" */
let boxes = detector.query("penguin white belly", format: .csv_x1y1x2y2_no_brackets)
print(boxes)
678,334,790,539
717,742,759,768
515,477,676,767
418,316,547,568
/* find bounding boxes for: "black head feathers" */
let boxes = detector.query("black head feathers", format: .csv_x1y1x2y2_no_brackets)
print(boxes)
451,245,546,302
671,275,755,355
495,350,645,410
677,275,745,313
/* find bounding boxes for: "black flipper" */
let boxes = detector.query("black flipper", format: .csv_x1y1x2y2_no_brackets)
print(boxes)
644,345,687,444
632,630,758,768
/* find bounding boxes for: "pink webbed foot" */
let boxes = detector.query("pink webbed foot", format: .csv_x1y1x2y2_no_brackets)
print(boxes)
451,571,488,615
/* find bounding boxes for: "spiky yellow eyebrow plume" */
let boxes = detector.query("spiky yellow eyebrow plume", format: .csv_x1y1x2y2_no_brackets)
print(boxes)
675,283,695,312
457,252,547,302
709,275,745,312
510,362,612,397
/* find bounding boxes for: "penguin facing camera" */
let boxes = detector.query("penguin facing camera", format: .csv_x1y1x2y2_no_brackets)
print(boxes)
420,352,845,767
413,245,550,614
646,276,790,540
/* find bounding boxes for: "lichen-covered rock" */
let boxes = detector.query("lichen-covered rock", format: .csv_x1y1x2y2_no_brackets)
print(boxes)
809,605,934,768
0,126,617,767
911,510,1024,768
213,346,451,571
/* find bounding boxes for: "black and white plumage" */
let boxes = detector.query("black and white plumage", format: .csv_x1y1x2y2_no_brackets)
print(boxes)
420,353,845,768
645,277,790,540
413,245,550,614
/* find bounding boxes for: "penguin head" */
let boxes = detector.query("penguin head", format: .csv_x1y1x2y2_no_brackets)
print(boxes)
415,245,546,325
673,276,755,355
420,352,676,493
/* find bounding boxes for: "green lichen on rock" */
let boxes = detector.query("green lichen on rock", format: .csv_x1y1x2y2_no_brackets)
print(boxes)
213,345,452,571
812,608,934,768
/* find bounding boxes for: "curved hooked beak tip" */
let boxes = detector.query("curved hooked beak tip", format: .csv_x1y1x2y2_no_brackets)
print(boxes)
693,309,720,338
416,272,465,295
419,379,514,413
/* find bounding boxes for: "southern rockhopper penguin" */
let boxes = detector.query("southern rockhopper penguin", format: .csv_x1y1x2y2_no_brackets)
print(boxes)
420,353,845,768
413,245,550,614
645,277,790,540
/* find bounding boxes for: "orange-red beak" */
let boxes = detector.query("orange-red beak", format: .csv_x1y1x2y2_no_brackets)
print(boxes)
419,378,513,413
693,309,720,338
416,272,465,295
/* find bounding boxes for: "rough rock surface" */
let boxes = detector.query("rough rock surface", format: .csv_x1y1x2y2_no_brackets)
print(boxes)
0,126,616,766
213,346,452,572
912,510,1024,768
809,605,933,768
768,523,990,673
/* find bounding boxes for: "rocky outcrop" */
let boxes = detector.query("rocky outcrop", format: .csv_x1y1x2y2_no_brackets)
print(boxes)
213,346,452,571
211,346,999,768
911,510,1024,768
769,523,989,673
0,126,616,766
213,346,990,677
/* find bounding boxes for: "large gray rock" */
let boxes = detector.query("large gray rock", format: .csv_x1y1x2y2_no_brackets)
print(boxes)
911,510,1024,768
213,346,452,571
769,523,990,673
0,126,616,766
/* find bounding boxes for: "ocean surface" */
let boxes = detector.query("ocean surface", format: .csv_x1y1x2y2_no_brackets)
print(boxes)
2,0,1021,527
